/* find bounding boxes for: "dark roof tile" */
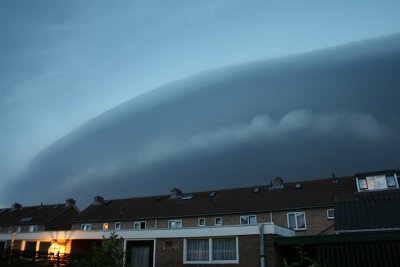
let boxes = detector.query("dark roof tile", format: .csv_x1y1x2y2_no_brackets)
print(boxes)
73,175,357,222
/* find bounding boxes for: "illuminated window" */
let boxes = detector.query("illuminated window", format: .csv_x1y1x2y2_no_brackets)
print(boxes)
240,215,257,225
103,223,109,230
198,218,206,227
357,174,399,192
133,221,146,230
287,212,306,230
168,219,182,228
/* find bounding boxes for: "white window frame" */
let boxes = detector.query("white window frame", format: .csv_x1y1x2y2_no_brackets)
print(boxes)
17,226,21,233
240,215,257,225
103,223,109,230
287,212,307,230
133,221,146,230
81,224,92,231
29,225,38,232
168,219,183,229
356,174,399,192
214,217,222,226
183,237,239,264
326,209,335,220
115,222,121,230
198,218,206,227
7,227,12,233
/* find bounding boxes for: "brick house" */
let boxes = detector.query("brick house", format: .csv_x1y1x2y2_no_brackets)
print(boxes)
0,198,79,256
70,171,385,267
276,169,400,266
1,169,398,266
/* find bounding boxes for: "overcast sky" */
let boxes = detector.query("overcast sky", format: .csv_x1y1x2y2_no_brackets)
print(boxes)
1,1,400,207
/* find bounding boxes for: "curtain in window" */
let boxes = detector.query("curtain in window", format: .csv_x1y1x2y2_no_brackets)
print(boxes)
131,246,150,267
187,239,209,261
212,238,236,261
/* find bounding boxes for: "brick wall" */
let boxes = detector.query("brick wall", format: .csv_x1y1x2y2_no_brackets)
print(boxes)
271,207,334,236
153,235,283,267
70,206,335,236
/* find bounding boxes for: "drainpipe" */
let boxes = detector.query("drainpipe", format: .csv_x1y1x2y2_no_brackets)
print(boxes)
259,224,266,267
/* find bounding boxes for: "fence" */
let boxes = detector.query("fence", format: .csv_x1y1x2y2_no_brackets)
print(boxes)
0,250,73,267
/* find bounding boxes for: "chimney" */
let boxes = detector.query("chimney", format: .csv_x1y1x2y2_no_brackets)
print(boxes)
170,188,182,199
93,195,104,205
65,198,76,207
271,177,284,189
11,203,22,211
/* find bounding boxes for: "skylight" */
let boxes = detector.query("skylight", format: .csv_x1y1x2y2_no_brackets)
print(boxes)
253,187,260,193
180,195,193,200
19,217,32,222
209,192,216,197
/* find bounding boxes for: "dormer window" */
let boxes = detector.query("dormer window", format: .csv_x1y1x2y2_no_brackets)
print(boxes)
386,175,397,187
356,174,399,192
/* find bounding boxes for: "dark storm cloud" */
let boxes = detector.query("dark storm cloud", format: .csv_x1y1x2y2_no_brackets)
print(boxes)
1,33,400,208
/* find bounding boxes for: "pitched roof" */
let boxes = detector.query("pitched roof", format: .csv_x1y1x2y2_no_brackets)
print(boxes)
73,175,357,222
0,203,74,226
335,191,400,232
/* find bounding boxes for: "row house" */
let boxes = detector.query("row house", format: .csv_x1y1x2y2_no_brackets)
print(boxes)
0,169,399,266
69,173,365,266
0,198,79,256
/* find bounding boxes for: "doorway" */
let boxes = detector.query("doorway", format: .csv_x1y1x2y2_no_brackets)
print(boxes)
126,240,154,267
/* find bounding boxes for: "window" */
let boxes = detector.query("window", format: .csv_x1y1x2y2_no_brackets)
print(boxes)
212,238,237,261
8,227,12,233
133,221,146,230
214,217,222,226
198,218,206,227
81,224,91,231
186,239,209,261
357,175,399,192
103,223,109,230
17,226,21,233
115,222,121,230
287,212,306,230
168,219,182,228
240,215,257,225
29,225,38,232
184,237,238,264
358,178,368,190
387,175,397,187
327,209,335,219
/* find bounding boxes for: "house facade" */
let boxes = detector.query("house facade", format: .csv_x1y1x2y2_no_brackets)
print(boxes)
70,171,389,267
0,169,399,266
0,198,79,256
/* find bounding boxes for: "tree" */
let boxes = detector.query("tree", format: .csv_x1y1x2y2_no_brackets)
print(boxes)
73,232,128,267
